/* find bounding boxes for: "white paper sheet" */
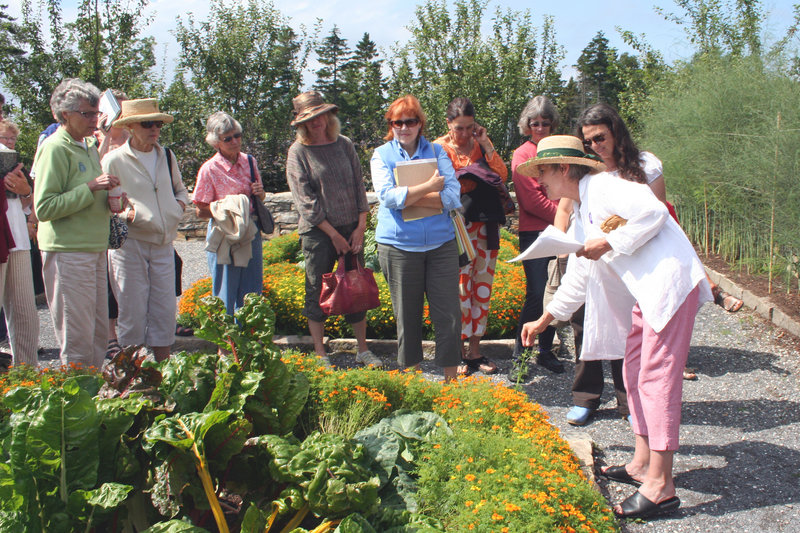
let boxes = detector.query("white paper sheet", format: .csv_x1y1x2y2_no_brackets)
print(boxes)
507,225,583,262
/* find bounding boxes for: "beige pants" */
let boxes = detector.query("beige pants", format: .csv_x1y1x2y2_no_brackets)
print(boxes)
3,250,39,366
43,251,107,369
109,238,176,347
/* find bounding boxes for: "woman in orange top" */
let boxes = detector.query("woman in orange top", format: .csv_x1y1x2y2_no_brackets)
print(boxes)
434,97,508,375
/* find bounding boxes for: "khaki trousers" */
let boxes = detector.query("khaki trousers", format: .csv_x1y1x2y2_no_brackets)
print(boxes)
43,251,108,369
3,250,39,366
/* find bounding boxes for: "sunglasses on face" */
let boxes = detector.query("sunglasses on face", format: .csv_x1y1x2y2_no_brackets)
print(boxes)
389,118,420,129
583,134,606,148
222,132,242,142
140,121,164,129
529,120,552,129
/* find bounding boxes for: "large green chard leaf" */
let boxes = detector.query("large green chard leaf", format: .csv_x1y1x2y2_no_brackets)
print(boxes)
205,368,262,413
140,519,211,532
144,411,232,454
239,502,269,533
335,513,377,533
158,353,218,413
245,362,309,435
202,416,252,474
150,457,191,518
264,432,380,517
25,377,101,498
96,396,152,482
67,482,133,525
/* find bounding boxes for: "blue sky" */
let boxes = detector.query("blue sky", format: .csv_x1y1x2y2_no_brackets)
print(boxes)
5,0,800,85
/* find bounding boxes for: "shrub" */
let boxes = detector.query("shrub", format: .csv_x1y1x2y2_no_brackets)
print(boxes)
179,231,526,339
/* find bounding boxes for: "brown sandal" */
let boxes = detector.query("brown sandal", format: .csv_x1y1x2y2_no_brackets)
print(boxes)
713,288,743,312
683,367,698,381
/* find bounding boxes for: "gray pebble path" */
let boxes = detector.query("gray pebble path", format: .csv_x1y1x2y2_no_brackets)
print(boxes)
17,238,800,532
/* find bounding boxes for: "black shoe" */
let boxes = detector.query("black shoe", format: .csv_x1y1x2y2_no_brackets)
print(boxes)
537,350,565,374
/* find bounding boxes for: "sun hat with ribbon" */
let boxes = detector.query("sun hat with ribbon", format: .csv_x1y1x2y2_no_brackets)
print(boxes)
290,91,338,126
112,98,174,127
516,135,606,177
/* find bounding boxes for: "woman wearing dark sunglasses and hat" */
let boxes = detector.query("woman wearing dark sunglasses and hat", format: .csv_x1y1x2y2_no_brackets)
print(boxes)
193,112,266,317
101,98,189,361
371,94,462,381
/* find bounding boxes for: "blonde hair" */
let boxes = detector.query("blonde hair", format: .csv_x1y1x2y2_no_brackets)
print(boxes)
295,112,340,145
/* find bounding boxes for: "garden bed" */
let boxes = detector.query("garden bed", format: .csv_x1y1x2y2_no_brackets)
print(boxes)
0,295,617,532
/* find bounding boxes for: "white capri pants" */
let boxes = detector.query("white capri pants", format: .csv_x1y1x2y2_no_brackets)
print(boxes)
109,238,176,348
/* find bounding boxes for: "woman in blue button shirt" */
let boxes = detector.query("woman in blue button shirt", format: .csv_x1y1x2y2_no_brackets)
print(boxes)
370,95,462,381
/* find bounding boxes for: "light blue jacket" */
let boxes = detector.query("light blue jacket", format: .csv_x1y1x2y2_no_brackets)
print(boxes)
370,136,461,251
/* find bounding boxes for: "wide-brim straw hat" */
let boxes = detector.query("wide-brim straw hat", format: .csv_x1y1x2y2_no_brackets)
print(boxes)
113,98,174,127
290,91,338,126
516,135,606,177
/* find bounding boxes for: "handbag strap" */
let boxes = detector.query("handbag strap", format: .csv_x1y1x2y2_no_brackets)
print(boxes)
247,154,256,183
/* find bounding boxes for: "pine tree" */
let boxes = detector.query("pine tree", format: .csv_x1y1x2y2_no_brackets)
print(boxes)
313,25,350,105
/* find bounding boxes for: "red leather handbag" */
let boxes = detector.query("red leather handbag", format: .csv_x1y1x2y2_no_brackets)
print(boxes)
319,253,380,316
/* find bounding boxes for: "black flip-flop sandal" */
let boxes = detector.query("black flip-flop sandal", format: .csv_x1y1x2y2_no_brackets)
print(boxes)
601,465,642,487
616,491,680,519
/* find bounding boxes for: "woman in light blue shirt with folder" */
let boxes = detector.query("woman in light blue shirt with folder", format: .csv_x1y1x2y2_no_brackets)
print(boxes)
370,94,461,380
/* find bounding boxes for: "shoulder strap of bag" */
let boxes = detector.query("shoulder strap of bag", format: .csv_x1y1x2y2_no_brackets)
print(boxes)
247,154,256,183
165,147,173,180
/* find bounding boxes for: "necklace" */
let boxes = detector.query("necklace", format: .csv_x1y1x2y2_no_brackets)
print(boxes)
450,136,474,167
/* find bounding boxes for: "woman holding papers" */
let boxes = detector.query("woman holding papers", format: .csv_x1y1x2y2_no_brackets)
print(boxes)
434,97,508,375
285,91,377,368
370,95,461,381
509,95,563,381
519,135,712,519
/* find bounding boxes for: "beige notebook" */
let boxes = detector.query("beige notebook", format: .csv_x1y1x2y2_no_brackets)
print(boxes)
394,158,442,221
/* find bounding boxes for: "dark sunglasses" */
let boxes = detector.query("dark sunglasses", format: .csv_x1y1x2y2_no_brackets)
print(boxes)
76,110,101,119
529,120,551,129
389,118,420,129
140,121,164,129
583,134,606,148
222,132,243,142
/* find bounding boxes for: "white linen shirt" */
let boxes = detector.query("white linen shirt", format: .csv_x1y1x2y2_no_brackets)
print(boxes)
546,172,712,359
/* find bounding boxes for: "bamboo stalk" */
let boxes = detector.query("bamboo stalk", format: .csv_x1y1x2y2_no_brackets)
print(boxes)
769,112,781,294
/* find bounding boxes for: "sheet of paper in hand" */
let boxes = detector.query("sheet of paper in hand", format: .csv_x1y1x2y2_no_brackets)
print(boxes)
507,225,583,262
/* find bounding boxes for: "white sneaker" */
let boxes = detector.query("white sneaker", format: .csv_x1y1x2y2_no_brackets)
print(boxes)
355,350,384,368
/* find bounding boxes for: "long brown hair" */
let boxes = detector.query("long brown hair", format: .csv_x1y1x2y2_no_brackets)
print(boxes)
576,103,645,183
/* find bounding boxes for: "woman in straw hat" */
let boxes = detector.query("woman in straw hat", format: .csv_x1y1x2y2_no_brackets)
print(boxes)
371,94,462,381
285,91,378,368
520,135,712,519
102,98,189,361
33,78,121,368
193,112,265,316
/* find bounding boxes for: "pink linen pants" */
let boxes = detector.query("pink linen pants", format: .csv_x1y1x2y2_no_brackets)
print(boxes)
623,284,700,451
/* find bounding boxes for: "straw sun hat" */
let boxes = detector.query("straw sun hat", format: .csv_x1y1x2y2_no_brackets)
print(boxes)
113,98,174,127
290,91,338,126
516,135,606,177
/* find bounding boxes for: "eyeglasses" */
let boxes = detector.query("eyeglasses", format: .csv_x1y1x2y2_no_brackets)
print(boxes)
140,121,164,129
389,118,420,129
451,123,475,133
75,110,101,119
222,132,242,143
529,120,552,129
0,135,17,143
583,134,606,148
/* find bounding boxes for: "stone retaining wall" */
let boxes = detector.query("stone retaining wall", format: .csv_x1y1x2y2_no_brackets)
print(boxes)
177,191,520,239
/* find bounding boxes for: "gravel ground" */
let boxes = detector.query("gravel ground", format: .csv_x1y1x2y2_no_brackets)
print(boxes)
17,238,800,532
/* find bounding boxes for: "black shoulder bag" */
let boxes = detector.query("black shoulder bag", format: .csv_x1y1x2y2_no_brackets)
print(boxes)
247,155,274,234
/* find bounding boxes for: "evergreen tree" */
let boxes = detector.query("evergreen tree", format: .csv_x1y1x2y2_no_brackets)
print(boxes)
173,0,310,190
313,25,350,105
338,32,387,186
575,31,625,109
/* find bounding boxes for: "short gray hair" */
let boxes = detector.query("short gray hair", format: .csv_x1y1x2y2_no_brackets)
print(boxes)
50,78,101,124
518,95,559,136
205,112,242,147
